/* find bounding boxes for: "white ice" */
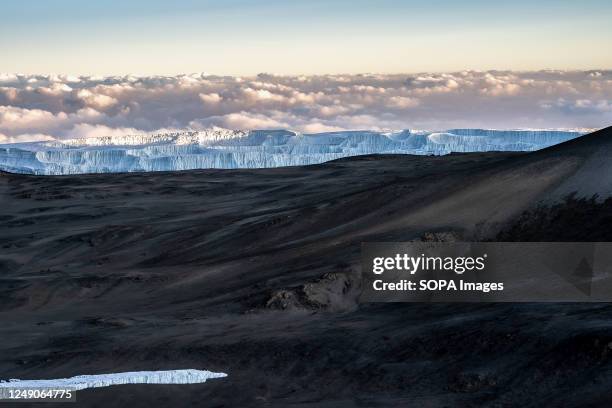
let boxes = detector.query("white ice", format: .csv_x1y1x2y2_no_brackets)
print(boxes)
0,369,227,390
0,127,587,175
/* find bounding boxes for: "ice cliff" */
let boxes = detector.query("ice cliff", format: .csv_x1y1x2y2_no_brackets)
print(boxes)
0,369,227,390
0,127,586,175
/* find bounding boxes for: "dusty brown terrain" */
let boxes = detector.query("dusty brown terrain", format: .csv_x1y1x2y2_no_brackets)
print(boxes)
1,127,612,407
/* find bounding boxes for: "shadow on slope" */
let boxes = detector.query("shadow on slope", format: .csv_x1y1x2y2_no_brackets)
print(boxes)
496,193,612,242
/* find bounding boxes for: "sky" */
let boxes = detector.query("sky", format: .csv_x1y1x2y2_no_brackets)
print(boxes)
1,0,611,75
0,1,610,140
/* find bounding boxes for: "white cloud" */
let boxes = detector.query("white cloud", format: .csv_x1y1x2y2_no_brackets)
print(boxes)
0,132,55,144
76,89,119,110
199,92,222,104
191,112,289,130
299,122,345,133
0,106,67,131
481,83,521,96
65,124,143,139
569,98,612,112
0,70,609,142
387,96,420,109
0,87,19,102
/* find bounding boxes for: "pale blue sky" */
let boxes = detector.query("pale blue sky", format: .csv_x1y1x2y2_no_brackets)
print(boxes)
1,0,611,75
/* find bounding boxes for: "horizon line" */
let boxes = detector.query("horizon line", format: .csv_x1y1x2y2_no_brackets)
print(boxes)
2,68,612,79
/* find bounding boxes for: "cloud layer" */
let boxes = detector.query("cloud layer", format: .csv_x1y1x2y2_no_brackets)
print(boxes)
0,70,610,143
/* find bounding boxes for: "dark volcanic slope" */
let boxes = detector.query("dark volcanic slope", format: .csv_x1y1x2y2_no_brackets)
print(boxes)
1,126,612,407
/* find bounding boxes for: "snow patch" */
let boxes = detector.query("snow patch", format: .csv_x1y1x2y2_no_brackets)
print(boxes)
0,369,227,390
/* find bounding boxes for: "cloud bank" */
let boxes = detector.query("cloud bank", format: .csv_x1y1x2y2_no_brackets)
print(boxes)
0,70,610,143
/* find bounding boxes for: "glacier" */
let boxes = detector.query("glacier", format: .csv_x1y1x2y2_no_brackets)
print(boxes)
0,127,587,175
0,369,227,391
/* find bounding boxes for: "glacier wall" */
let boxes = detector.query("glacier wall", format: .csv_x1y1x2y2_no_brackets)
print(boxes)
0,369,227,391
0,128,586,175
